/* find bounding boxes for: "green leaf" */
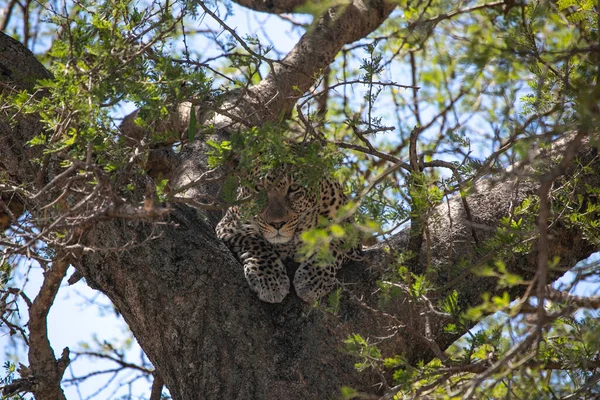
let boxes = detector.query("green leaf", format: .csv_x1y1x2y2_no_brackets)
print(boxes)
327,288,342,315
27,134,47,146
439,290,460,316
340,386,359,400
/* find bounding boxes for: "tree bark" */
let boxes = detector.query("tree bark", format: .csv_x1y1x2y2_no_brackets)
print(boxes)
232,0,311,14
1,19,599,400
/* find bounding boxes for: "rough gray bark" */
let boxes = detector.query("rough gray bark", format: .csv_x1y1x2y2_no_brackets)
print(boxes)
1,11,599,400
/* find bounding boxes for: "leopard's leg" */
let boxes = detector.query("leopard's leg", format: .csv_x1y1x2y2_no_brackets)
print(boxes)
293,245,344,303
219,224,290,303
239,237,290,303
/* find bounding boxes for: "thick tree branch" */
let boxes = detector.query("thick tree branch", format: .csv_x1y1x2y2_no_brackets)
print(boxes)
27,256,70,400
232,0,310,14
249,1,396,120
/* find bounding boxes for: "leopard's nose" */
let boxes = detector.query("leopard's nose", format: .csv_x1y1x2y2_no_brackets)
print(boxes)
269,221,285,230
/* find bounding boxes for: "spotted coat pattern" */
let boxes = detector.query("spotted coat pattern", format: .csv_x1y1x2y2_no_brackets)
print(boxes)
216,170,357,303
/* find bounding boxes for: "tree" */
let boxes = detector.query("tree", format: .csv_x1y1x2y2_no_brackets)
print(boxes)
1,0,600,399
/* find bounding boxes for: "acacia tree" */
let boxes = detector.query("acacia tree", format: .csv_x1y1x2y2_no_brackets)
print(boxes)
1,0,600,399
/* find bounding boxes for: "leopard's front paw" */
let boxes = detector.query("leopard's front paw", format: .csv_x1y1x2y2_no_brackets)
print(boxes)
243,258,290,303
293,264,337,303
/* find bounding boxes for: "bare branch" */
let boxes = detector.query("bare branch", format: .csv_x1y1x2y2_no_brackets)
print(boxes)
536,131,587,322
149,372,164,400
411,0,506,28
197,2,279,69
546,287,600,309
27,255,71,399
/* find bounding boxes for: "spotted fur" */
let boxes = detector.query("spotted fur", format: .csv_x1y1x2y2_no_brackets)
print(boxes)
216,168,357,303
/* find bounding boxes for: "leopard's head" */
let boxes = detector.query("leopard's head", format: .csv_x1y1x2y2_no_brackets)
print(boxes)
253,172,317,244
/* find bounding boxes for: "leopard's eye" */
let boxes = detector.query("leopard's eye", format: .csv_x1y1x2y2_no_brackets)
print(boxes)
254,184,264,192
288,183,301,193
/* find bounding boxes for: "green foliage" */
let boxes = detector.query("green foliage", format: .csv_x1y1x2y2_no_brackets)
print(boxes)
206,139,232,168
1,361,27,400
0,263,11,289
475,260,526,288
339,386,360,400
407,172,443,222
553,159,600,246
229,125,342,187
439,290,461,317
344,333,383,372
6,0,214,190
475,196,538,288
155,178,170,203
356,178,410,227
326,288,342,315
463,291,512,322
298,219,360,267
439,310,600,399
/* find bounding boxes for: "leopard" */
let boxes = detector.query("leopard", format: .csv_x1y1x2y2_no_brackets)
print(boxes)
216,167,359,303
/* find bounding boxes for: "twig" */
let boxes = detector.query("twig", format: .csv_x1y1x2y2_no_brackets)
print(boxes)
411,1,506,28
299,79,418,108
196,2,278,70
535,131,586,328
